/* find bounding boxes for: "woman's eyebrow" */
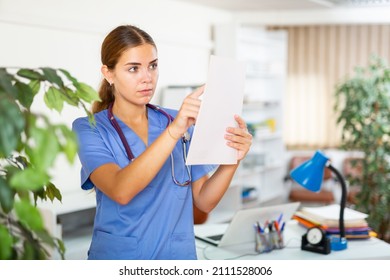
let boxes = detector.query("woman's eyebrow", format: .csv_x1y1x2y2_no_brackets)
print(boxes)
149,58,158,64
124,58,158,66
124,62,141,66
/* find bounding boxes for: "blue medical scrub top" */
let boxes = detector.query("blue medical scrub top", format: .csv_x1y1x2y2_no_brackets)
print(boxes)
72,106,216,260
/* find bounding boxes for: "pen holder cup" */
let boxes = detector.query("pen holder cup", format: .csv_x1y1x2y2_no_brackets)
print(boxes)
255,231,284,253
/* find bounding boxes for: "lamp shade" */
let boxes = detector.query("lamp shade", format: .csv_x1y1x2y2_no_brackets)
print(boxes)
290,150,330,192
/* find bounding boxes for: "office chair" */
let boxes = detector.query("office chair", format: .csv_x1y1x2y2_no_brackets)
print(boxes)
286,155,336,205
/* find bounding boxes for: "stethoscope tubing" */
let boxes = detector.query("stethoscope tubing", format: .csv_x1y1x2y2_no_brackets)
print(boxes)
107,103,192,186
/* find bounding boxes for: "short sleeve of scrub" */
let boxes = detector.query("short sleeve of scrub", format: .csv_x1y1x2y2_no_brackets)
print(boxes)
72,117,116,190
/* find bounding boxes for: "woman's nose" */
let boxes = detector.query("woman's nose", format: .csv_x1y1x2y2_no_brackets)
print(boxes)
141,68,152,83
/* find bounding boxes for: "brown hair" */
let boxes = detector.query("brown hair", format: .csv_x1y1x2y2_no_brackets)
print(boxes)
92,25,157,113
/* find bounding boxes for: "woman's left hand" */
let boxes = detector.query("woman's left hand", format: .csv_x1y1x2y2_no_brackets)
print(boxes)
225,115,252,161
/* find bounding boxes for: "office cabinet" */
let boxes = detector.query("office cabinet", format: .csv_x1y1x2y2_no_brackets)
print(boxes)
208,23,288,223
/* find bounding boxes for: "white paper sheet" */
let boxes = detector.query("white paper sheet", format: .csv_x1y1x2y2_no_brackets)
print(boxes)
186,55,246,165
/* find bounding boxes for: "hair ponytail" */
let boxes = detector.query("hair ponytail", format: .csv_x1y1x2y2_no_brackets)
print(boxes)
92,79,115,113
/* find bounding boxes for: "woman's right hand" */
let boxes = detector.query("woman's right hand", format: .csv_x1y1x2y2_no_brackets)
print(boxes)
168,85,204,139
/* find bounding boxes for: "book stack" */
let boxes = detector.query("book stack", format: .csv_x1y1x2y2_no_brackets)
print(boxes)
293,204,376,239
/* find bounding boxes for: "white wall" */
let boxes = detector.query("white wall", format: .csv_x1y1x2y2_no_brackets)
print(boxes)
0,0,232,211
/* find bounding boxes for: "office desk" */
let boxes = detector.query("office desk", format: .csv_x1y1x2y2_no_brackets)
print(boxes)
194,220,390,260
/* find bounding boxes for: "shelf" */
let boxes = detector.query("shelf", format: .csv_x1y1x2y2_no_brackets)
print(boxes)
242,199,261,209
259,191,286,204
255,132,282,141
237,162,284,177
243,101,280,110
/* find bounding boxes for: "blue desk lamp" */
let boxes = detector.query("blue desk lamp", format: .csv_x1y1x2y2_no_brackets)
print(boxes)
290,150,348,251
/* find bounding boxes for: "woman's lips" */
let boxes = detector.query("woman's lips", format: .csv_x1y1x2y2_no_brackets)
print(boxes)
139,89,153,96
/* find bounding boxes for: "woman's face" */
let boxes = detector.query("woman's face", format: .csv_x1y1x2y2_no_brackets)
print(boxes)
109,44,158,106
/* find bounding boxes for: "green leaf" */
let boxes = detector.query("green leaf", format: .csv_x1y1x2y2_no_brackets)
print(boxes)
45,182,62,202
33,187,46,204
44,86,64,112
87,111,96,126
27,125,60,171
29,79,41,95
14,155,29,169
15,81,34,109
14,200,44,231
0,97,25,157
55,238,66,259
0,68,18,98
58,68,78,85
17,69,43,80
0,225,13,260
22,241,39,260
57,124,78,163
62,136,78,163
0,177,15,213
10,168,50,191
75,82,100,103
41,67,64,87
59,87,79,106
35,229,56,247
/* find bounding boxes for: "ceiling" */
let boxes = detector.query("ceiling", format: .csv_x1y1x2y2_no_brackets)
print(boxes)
179,0,390,11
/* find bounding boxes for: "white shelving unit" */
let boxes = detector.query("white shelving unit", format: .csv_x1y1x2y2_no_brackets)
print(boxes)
207,23,288,223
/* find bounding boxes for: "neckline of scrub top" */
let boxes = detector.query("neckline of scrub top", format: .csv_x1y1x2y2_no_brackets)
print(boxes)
111,106,166,158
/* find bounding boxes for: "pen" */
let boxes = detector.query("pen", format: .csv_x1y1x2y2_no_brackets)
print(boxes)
281,222,286,232
257,221,264,233
277,213,283,224
263,220,269,233
274,220,280,232
268,221,273,232
274,220,284,249
274,220,282,238
254,223,260,233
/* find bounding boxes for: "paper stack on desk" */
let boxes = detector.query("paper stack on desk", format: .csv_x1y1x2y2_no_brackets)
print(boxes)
293,204,376,239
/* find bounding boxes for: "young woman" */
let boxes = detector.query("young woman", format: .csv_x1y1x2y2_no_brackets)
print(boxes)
72,25,252,260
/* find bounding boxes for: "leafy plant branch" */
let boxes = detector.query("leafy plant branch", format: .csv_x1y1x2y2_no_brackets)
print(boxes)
0,66,99,259
334,55,390,242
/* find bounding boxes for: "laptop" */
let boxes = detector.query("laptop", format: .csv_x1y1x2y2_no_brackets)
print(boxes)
194,202,300,247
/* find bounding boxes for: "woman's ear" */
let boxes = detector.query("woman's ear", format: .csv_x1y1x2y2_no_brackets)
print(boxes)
101,65,113,85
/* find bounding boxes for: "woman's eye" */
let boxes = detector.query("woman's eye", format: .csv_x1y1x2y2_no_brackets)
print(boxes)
149,63,158,70
129,66,138,72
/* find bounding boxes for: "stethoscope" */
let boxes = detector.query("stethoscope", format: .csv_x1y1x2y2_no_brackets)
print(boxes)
108,103,192,186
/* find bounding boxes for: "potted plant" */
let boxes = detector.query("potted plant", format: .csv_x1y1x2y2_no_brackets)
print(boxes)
334,55,390,242
0,67,99,259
